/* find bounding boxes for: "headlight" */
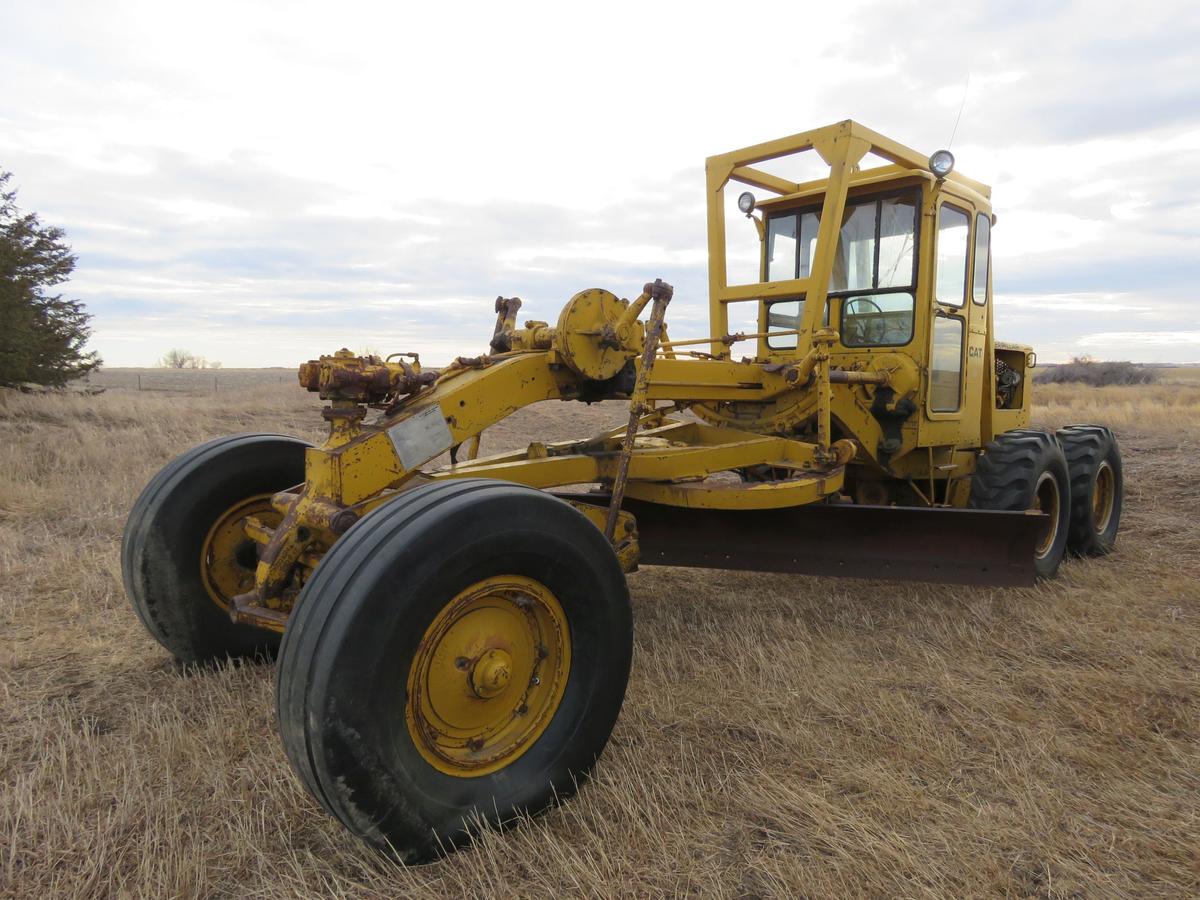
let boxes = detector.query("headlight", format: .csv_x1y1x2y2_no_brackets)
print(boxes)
929,149,955,179
737,191,756,215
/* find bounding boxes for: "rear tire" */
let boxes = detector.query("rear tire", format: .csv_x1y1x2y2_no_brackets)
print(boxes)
122,433,310,663
969,429,1071,580
1057,425,1123,556
276,479,632,863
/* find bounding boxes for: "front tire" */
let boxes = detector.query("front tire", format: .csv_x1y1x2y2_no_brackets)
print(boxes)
1057,424,1123,556
121,433,310,663
969,429,1071,580
276,479,632,863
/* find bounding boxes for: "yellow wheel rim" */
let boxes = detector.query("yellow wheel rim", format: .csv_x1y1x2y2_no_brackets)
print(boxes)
1092,461,1115,534
199,494,280,610
406,575,571,777
1032,472,1061,559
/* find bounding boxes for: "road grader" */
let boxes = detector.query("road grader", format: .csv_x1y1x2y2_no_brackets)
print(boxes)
122,120,1123,862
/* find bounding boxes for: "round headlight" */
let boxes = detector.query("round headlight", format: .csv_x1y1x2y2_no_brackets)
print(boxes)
929,149,955,179
737,191,756,214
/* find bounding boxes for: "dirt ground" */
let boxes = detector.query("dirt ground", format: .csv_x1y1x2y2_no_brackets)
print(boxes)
1,370,1197,898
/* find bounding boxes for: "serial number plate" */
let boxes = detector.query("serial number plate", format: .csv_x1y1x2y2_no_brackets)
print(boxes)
387,405,453,470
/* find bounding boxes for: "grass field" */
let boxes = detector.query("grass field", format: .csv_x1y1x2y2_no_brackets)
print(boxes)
2,370,1197,897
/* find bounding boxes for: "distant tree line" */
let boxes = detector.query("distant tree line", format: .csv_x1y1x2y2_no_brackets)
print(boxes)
0,169,99,387
159,349,222,369
1036,356,1159,387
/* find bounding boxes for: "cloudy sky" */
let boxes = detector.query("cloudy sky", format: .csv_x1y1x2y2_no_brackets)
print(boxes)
2,0,1198,366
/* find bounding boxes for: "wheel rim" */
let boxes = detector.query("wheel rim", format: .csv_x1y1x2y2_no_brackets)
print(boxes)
406,575,571,777
1092,460,1115,534
199,493,280,610
1032,472,1061,559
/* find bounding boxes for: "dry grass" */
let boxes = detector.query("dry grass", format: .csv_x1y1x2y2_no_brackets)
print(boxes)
1,372,1198,898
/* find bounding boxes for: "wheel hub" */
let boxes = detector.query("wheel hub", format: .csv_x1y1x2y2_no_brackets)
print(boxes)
1033,471,1061,559
200,493,281,611
406,575,570,777
470,648,513,698
1092,460,1115,533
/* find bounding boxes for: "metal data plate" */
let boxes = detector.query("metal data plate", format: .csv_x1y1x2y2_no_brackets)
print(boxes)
387,405,454,471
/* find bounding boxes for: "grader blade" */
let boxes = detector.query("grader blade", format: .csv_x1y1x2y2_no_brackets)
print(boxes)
576,497,1043,587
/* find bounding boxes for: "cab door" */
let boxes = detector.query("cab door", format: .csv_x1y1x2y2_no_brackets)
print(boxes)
924,199,982,448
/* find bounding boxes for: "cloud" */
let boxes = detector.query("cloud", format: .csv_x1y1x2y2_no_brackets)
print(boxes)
1078,330,1200,348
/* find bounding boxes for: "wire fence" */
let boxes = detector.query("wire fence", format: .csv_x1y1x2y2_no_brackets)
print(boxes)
80,369,295,394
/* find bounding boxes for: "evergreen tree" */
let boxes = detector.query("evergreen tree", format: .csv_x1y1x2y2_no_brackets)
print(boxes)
0,170,100,386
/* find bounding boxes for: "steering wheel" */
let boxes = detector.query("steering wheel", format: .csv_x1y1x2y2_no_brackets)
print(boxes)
844,297,886,345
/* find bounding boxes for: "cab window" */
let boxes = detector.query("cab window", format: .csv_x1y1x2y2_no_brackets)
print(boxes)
765,298,828,348
766,216,797,283
766,191,917,349
936,205,970,307
972,213,990,305
835,194,917,348
767,211,820,282
930,315,964,412
765,211,819,348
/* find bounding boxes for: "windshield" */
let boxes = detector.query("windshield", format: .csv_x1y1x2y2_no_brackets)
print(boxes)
765,191,919,349
766,192,917,286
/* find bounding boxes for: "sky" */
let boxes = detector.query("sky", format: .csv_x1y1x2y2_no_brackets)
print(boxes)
2,0,1198,367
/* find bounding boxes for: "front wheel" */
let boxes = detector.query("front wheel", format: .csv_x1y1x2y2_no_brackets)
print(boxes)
276,479,633,863
121,433,310,663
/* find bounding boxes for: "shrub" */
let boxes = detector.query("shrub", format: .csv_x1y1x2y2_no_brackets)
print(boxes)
159,350,219,369
1036,356,1159,387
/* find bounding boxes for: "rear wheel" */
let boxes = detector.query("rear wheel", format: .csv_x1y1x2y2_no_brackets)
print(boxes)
969,429,1071,579
1057,424,1123,556
276,479,632,863
121,433,310,663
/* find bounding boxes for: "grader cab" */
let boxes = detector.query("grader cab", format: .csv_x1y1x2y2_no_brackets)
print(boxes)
122,121,1124,862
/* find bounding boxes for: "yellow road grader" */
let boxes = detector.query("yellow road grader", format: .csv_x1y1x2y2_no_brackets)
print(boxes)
122,121,1123,861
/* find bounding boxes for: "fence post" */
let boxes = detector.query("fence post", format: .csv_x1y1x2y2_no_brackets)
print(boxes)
137,373,142,391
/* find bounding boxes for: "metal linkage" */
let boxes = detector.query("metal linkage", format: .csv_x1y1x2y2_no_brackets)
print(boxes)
489,297,523,353
605,279,673,541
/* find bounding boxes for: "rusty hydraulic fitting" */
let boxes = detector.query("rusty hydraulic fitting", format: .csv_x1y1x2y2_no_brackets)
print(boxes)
506,321,555,352
644,278,674,302
399,370,437,393
300,349,437,405
298,361,322,391
490,296,523,353
328,364,392,393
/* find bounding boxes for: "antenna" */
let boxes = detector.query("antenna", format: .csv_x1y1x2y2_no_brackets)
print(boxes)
948,71,971,150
